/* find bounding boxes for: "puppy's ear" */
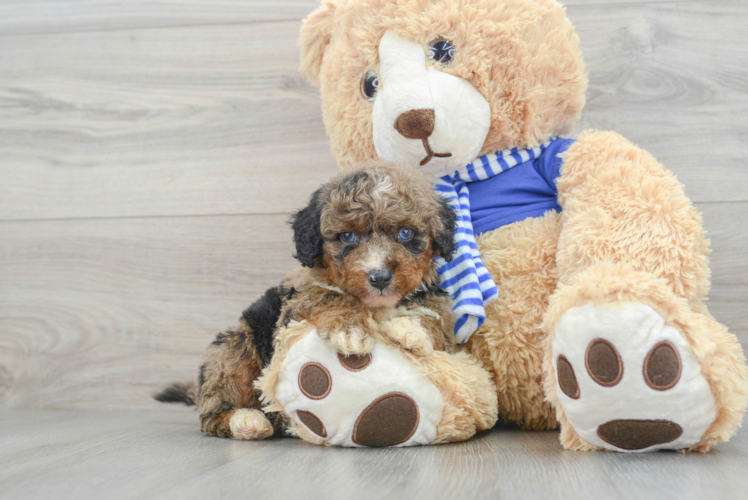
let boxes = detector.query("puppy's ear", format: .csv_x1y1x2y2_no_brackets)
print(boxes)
434,198,457,262
290,189,324,267
299,1,337,87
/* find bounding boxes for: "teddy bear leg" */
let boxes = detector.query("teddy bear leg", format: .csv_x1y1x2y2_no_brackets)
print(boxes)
258,322,497,446
543,131,748,452
544,263,747,452
413,350,499,444
258,324,446,447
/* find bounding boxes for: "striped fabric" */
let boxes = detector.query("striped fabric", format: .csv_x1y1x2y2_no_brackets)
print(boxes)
434,139,555,343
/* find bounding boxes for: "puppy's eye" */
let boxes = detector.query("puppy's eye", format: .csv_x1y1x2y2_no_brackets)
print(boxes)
360,70,379,101
398,228,414,242
339,231,359,244
427,38,456,65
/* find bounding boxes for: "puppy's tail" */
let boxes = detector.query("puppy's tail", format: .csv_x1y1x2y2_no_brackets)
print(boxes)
153,382,197,406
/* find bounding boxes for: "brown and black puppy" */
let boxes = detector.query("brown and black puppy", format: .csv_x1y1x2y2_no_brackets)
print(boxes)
156,163,456,440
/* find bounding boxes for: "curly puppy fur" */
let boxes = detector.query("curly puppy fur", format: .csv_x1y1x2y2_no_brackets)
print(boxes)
155,163,458,439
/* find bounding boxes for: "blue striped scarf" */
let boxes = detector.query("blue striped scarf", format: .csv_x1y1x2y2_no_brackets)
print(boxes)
434,139,555,343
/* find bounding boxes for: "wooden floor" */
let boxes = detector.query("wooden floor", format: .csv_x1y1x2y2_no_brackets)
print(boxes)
1,0,748,497
2,409,748,500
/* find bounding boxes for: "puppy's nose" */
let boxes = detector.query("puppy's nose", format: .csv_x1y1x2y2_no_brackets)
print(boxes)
368,269,393,291
394,109,435,140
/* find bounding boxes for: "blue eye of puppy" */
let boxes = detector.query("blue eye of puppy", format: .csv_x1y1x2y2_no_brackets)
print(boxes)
428,38,456,65
339,231,359,244
398,228,414,241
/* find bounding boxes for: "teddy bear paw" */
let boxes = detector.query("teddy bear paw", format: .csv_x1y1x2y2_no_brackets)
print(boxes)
273,329,443,447
552,302,716,452
381,316,434,356
229,409,274,440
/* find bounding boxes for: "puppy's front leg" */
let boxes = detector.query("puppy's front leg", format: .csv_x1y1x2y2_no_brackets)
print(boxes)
381,316,435,355
288,286,375,355
314,309,375,355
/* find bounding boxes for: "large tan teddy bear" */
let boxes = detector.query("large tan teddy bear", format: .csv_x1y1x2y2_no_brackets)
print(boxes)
296,0,748,451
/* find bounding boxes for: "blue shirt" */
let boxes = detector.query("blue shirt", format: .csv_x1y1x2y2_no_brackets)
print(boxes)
467,138,575,235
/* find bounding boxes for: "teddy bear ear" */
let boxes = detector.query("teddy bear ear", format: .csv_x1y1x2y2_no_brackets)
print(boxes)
299,1,338,87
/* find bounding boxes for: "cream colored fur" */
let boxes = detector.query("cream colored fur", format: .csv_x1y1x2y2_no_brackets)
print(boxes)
229,409,274,440
299,0,748,451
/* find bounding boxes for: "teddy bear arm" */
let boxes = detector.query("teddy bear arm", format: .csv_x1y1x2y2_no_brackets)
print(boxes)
416,351,499,442
555,130,710,299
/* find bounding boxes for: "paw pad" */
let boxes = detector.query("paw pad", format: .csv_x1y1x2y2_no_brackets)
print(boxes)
597,419,682,450
297,410,327,438
644,341,681,390
338,353,372,371
353,392,419,446
298,362,331,399
556,355,580,399
585,338,622,387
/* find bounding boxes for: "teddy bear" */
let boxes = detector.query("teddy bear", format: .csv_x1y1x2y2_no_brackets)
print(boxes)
292,0,748,452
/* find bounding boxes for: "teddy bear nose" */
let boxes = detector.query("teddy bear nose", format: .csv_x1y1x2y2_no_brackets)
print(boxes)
393,109,435,140
368,269,393,291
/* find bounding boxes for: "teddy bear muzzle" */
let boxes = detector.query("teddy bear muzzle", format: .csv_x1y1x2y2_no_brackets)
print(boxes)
372,29,491,177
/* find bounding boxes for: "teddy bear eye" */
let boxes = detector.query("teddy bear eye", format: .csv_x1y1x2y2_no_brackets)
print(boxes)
427,38,456,65
360,70,379,101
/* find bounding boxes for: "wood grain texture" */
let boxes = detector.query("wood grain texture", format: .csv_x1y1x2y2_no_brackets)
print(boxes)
0,1,320,36
1,410,748,500
2,1,748,222
0,0,746,416
0,203,745,410
0,21,339,220
570,1,748,204
0,0,696,37
0,214,296,409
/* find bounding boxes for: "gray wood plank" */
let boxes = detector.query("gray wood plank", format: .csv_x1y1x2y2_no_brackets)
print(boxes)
0,410,746,500
2,1,748,222
0,214,296,410
0,203,745,411
570,1,748,204
0,0,698,37
0,1,320,36
0,20,339,221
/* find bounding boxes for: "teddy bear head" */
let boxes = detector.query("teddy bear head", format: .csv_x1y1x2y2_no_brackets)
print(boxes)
300,0,588,178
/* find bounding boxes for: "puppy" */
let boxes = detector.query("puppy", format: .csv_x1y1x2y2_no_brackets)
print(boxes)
156,163,456,440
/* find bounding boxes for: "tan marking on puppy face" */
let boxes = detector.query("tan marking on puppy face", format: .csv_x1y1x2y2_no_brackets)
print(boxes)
317,163,451,308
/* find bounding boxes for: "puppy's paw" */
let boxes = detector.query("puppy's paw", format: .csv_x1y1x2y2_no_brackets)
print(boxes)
229,409,274,440
382,316,434,356
325,327,374,355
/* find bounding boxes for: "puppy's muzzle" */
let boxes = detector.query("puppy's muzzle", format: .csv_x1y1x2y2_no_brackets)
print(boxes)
368,268,393,291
